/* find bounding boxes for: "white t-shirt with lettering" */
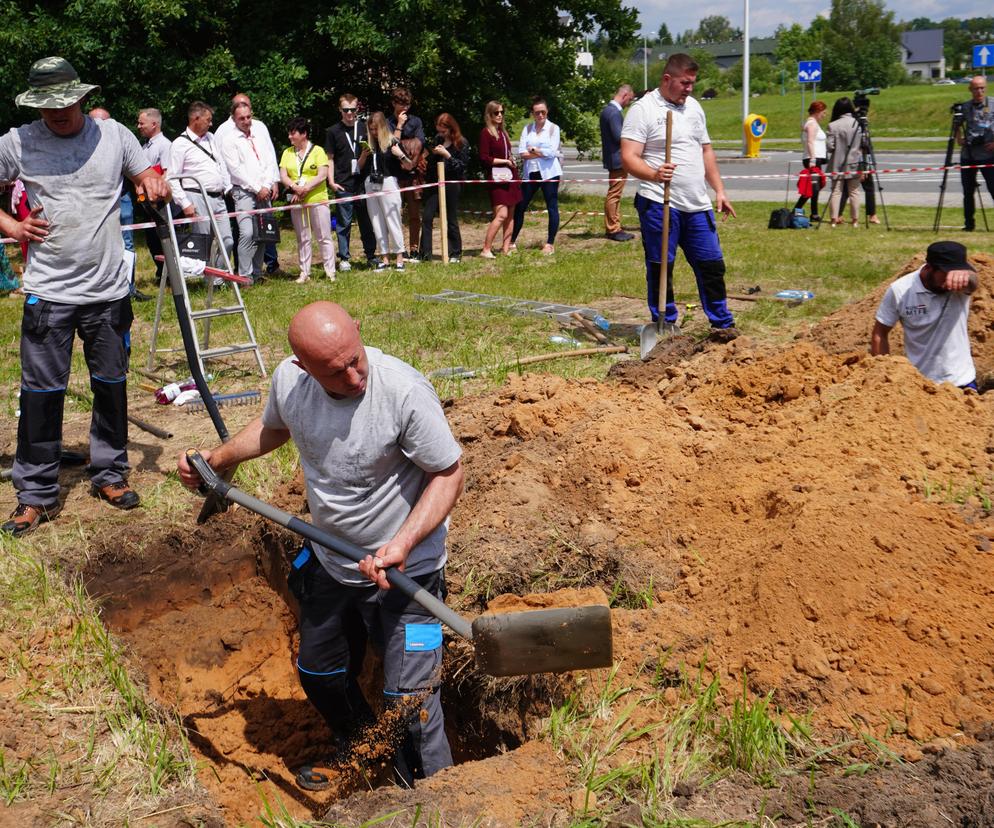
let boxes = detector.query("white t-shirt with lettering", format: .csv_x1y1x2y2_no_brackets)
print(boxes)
262,349,463,585
875,268,975,386
621,89,713,213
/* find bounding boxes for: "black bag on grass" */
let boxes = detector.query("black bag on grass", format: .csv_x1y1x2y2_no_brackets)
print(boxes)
768,208,792,229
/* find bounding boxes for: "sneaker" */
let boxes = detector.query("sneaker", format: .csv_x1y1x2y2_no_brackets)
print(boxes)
374,260,390,272
1,502,62,536
449,256,461,264
338,260,352,272
91,482,140,510
295,274,310,284
395,263,406,272
479,250,497,259
406,255,421,265
606,231,635,242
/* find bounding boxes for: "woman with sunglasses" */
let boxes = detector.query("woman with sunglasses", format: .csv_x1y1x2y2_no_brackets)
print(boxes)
478,101,521,258
419,113,470,263
511,97,562,255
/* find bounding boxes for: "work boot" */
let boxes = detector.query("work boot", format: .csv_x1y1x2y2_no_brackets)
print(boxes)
1,502,62,536
91,481,140,510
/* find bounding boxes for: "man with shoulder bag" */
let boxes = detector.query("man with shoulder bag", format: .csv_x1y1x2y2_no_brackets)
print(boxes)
956,77,994,232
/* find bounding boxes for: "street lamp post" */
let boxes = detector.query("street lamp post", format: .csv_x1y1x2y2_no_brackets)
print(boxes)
643,35,648,92
742,0,750,155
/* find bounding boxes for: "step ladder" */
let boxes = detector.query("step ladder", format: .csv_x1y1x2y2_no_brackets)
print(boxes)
146,176,266,378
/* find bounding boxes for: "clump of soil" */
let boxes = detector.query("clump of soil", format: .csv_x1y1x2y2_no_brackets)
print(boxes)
485,586,609,613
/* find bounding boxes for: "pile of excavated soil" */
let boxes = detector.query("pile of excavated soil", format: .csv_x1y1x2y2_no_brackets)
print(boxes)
445,336,994,746
800,251,994,381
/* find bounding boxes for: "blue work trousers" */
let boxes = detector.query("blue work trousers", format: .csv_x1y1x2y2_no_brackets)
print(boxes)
635,195,733,328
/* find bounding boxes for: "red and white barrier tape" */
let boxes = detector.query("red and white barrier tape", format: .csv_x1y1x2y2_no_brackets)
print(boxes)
4,161,993,245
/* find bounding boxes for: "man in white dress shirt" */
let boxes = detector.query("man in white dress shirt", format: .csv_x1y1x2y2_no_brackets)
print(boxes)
220,101,280,282
168,101,233,267
216,92,281,275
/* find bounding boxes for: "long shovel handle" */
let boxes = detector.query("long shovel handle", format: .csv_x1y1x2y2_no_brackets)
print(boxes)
186,450,474,641
141,196,234,522
657,111,673,330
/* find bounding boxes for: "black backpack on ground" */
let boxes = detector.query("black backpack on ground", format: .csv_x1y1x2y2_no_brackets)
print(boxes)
768,208,793,229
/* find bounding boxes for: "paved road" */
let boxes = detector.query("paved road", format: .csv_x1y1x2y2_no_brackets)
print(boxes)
561,147,963,208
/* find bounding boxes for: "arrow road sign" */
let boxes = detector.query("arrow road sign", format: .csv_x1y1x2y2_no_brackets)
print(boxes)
974,45,993,68
798,60,822,83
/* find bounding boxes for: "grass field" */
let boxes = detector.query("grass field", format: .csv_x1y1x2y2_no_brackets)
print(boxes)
0,191,987,825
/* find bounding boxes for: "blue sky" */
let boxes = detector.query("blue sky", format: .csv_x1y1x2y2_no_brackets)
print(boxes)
635,0,991,39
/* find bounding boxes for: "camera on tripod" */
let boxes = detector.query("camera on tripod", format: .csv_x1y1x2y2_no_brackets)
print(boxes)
950,102,967,129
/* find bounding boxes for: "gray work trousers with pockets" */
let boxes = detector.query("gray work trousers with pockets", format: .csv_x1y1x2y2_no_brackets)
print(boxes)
14,295,133,506
231,187,265,278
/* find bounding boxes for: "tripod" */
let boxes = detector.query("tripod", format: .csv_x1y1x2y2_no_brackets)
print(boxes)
934,113,989,232
857,117,889,230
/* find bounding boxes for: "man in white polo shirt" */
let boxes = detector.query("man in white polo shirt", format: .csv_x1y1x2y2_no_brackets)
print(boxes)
871,241,979,390
621,52,737,338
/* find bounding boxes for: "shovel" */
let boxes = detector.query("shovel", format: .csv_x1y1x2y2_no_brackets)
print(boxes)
639,110,678,360
185,450,613,678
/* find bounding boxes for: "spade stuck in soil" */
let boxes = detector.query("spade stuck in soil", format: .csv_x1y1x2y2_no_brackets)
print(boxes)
186,451,613,677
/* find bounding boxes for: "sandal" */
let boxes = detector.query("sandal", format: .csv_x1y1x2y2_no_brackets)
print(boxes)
295,763,333,791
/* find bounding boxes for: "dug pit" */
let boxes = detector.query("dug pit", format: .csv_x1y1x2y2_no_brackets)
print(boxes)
83,507,564,825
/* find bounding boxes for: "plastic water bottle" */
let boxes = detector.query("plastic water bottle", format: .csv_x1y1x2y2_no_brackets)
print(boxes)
591,314,610,331
155,377,198,404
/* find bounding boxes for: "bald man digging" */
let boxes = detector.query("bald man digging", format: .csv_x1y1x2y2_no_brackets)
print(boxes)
178,301,464,789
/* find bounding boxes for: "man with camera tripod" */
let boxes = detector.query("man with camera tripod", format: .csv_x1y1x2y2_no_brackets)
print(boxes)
956,77,994,232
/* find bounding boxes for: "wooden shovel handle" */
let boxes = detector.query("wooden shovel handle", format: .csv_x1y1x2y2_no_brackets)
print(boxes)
658,111,673,324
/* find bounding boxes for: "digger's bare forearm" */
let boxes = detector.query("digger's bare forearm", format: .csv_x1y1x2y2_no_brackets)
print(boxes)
211,416,290,471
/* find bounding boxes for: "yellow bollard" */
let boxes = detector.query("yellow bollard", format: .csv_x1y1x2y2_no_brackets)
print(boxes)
743,113,768,158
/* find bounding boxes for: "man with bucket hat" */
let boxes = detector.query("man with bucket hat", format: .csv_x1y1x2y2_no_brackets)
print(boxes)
871,241,980,390
0,57,171,536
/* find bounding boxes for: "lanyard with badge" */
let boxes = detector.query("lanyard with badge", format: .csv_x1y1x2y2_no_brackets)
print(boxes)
346,122,360,175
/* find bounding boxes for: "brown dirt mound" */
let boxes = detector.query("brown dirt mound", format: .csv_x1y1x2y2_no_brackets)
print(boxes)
801,251,994,382
445,338,994,746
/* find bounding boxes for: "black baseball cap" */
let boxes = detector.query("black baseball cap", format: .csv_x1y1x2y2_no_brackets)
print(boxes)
926,241,974,272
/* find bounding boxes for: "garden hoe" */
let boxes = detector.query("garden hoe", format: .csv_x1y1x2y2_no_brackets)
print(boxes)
639,109,679,359
185,450,614,678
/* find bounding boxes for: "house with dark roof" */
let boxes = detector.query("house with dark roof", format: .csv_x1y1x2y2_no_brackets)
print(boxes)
694,38,779,69
901,29,945,79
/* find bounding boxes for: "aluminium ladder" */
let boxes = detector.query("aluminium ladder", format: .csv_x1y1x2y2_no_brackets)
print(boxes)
146,176,266,378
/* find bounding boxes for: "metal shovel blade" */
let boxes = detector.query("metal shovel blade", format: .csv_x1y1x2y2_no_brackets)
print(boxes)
639,320,680,359
471,604,613,676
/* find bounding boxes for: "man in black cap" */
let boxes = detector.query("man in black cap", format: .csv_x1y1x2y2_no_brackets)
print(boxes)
871,241,979,390
0,56,171,535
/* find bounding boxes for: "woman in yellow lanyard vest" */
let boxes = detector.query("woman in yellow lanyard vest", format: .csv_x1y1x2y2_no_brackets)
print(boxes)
280,117,336,283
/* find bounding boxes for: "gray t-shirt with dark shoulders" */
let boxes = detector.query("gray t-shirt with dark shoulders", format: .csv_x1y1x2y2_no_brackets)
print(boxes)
262,348,462,584
0,116,148,304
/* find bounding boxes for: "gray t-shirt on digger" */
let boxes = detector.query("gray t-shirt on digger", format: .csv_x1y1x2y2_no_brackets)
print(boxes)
262,348,463,585
0,116,147,304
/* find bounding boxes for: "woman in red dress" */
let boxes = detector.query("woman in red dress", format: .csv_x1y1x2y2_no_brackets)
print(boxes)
478,101,521,258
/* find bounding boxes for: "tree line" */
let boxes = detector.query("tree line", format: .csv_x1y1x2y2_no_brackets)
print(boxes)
0,0,638,153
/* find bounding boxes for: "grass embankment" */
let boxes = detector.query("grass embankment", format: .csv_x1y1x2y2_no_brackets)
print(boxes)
0,193,980,825
698,84,967,152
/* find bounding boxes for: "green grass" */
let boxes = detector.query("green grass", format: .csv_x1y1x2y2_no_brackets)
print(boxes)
655,85,966,145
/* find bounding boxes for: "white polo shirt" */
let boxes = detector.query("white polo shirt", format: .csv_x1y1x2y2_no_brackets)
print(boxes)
875,268,975,386
621,89,712,213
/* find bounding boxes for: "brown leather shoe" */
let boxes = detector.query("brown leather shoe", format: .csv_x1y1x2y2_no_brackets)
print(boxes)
1,502,62,536
91,481,140,510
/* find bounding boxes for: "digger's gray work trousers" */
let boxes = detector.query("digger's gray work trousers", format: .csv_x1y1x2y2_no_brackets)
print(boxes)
14,295,132,506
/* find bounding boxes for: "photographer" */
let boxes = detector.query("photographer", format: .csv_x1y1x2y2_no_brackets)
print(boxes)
826,97,862,228
956,77,994,232
418,114,470,263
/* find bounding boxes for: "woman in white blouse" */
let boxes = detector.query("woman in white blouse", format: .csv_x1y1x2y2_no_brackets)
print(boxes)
510,97,563,255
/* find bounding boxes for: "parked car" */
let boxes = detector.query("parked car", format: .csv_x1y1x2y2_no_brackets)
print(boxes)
955,76,972,84
934,78,956,85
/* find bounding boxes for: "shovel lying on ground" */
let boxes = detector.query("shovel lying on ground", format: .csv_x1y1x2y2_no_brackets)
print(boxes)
640,110,679,360
186,450,613,678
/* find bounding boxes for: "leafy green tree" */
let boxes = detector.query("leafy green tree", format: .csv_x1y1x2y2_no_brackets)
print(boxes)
695,15,742,44
821,0,903,89
726,56,778,94
657,23,674,45
0,0,638,153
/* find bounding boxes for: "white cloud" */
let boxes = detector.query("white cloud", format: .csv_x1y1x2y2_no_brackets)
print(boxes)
637,0,991,39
